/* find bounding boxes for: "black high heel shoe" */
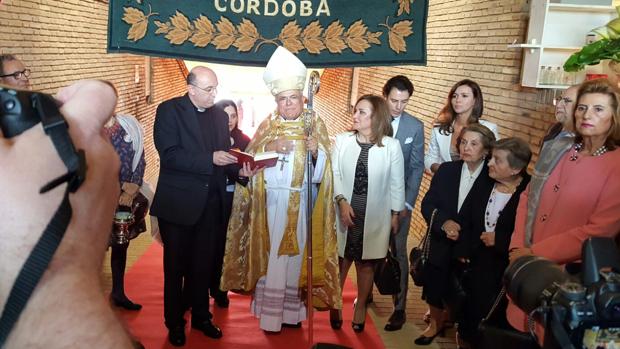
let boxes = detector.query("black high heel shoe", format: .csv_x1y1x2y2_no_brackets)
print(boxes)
111,296,143,311
329,309,343,330
351,321,365,333
413,326,446,345
330,319,343,330
351,302,366,333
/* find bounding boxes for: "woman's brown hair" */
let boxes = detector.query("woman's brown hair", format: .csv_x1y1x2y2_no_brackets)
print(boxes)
436,79,484,135
353,94,393,147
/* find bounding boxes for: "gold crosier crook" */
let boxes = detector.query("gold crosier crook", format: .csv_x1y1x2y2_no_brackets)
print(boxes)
305,70,320,345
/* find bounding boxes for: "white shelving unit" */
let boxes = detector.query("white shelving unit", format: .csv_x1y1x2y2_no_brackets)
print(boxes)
511,0,616,89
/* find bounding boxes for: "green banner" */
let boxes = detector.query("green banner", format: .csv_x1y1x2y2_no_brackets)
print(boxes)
107,0,428,67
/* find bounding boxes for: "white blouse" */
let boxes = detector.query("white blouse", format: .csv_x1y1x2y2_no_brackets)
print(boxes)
457,161,484,212
484,186,512,232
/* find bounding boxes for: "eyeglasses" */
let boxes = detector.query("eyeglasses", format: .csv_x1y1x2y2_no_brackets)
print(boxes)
554,96,574,105
191,84,217,94
0,69,31,80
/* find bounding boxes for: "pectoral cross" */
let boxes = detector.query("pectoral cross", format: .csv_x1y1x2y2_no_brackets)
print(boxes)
278,156,289,171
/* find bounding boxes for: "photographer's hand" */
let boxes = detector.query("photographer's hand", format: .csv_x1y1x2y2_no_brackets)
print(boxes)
509,247,533,264
0,80,133,348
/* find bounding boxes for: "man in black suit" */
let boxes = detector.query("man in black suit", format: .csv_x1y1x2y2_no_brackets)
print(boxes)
151,66,251,346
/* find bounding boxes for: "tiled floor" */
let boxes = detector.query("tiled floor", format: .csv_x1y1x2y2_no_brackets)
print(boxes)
102,229,457,349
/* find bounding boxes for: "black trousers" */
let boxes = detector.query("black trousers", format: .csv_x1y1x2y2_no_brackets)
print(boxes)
159,194,223,329
209,190,234,297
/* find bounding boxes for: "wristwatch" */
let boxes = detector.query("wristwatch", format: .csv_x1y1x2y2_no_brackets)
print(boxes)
335,194,347,205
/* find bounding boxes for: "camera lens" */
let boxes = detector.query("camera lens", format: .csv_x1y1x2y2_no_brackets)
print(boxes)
505,255,571,313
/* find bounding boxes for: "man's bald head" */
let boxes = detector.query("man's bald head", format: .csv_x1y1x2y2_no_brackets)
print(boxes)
187,66,219,110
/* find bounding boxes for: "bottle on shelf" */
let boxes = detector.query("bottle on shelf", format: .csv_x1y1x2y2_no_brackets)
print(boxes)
554,66,563,86
539,65,547,85
546,66,554,84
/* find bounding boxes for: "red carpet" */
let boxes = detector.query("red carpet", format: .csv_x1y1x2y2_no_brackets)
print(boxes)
119,243,386,349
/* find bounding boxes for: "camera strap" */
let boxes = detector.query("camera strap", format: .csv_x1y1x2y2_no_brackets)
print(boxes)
549,306,576,349
0,93,86,346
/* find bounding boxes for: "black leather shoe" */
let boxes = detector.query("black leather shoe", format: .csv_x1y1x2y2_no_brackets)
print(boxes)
168,326,186,347
384,309,406,331
414,327,446,346
111,297,143,311
281,322,302,328
192,319,223,339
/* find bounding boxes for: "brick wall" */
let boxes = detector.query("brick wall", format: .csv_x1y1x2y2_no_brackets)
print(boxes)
0,0,188,183
314,0,555,239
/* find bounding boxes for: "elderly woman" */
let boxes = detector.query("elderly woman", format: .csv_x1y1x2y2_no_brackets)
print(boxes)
425,79,499,173
331,94,405,332
104,114,148,311
417,123,496,345
508,79,620,335
455,137,532,348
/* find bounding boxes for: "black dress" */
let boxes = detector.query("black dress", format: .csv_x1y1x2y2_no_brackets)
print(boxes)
419,160,490,309
344,141,374,261
454,174,531,342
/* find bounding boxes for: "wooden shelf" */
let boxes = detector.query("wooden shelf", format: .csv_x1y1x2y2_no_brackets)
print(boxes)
548,3,616,13
515,0,615,88
535,84,571,89
543,46,581,51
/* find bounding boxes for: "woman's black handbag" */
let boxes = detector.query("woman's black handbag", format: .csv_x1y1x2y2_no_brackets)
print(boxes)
477,287,538,349
409,209,437,287
374,236,401,295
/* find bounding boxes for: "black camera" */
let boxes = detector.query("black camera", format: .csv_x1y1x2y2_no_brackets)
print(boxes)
0,86,55,138
505,237,620,349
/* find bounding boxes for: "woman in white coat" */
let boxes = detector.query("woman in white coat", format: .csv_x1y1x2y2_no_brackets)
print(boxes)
425,79,499,173
330,94,405,332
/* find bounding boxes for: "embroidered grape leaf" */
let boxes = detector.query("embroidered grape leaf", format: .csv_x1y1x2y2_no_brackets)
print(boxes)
213,17,237,49
190,15,215,47
302,20,325,54
279,21,304,53
166,11,192,45
324,21,346,54
234,18,259,52
123,7,149,41
397,0,414,16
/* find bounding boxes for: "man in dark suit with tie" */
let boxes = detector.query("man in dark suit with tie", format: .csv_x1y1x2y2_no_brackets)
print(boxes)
382,75,425,331
151,66,251,346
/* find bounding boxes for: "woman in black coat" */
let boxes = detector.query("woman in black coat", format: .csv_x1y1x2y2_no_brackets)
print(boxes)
417,124,496,346
454,137,532,348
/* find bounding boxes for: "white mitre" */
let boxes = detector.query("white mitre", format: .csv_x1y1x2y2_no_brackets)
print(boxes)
263,46,307,96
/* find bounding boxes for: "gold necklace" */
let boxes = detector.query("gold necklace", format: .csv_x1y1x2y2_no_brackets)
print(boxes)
496,177,522,194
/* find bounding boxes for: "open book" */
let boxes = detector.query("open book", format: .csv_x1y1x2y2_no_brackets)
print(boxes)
229,148,279,169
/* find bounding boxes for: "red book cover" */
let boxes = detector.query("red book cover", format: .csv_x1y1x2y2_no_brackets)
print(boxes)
229,148,279,169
